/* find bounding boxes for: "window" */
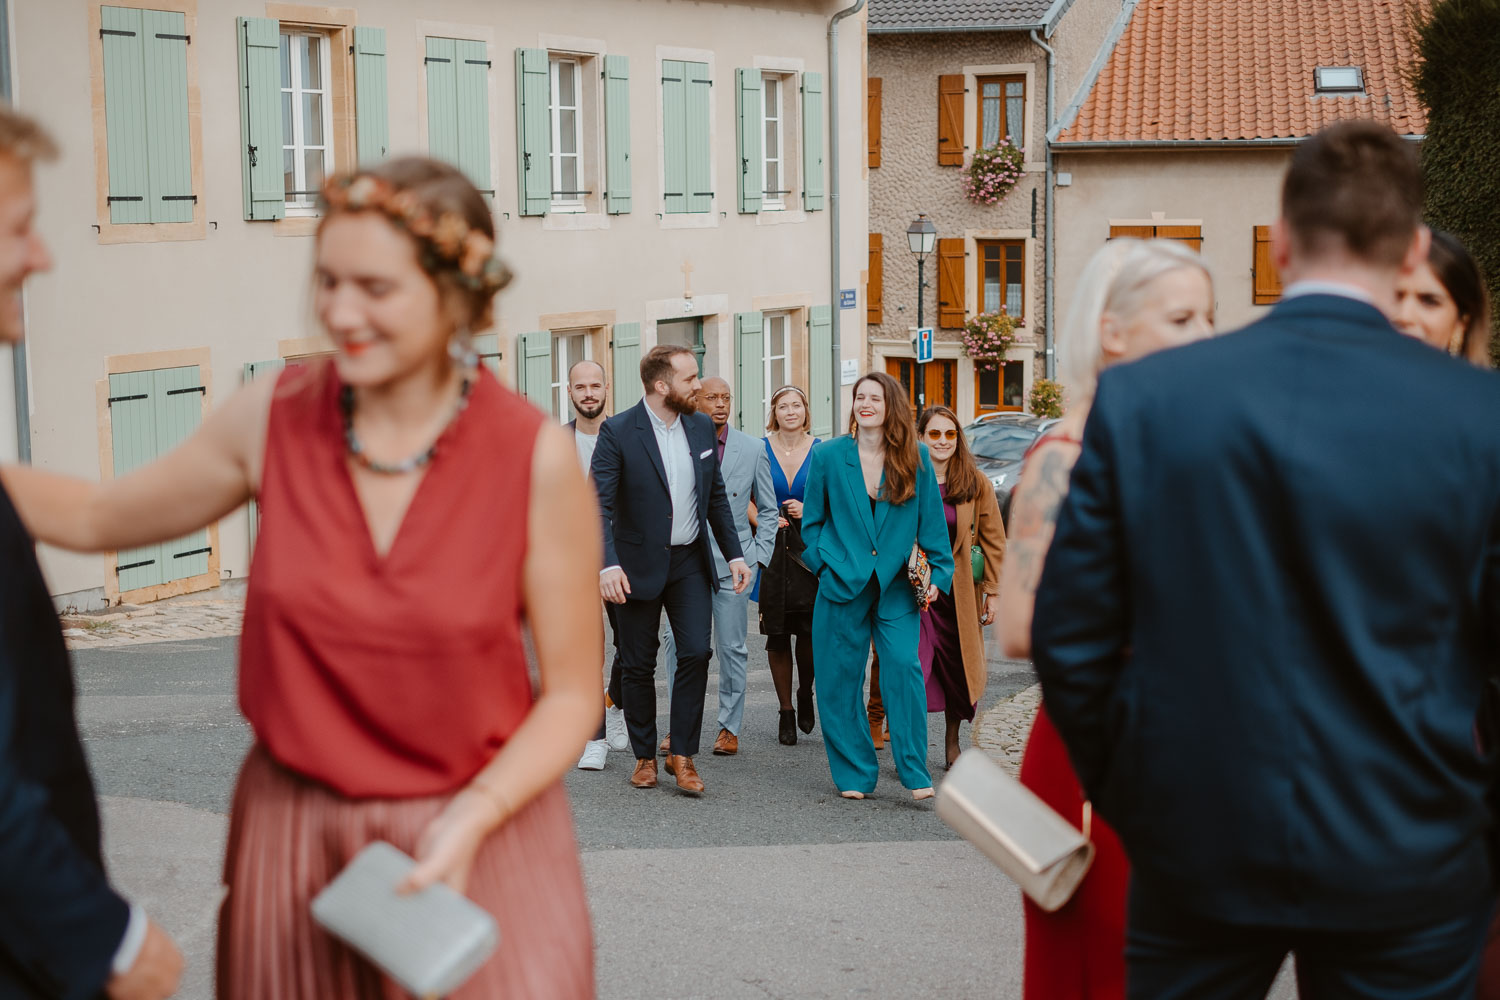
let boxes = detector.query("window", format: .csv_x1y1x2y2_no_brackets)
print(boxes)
280,31,333,215
763,77,784,210
977,75,1025,149
976,363,1025,413
551,332,592,419
1314,66,1363,94
763,314,789,415
549,57,584,212
886,357,955,411
656,317,705,373
977,240,1025,320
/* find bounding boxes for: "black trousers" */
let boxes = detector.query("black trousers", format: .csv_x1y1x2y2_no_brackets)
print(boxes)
592,602,625,742
1126,880,1495,1000
614,545,713,759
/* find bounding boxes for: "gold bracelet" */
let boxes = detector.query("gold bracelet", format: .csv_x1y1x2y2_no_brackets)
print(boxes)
467,777,514,824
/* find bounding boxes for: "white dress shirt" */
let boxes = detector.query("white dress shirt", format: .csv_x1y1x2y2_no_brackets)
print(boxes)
646,404,700,546
1281,280,1379,307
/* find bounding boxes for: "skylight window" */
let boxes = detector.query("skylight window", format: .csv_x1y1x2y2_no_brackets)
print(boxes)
1315,66,1364,93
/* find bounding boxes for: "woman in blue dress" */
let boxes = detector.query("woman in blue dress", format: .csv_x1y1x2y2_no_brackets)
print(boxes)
756,385,821,746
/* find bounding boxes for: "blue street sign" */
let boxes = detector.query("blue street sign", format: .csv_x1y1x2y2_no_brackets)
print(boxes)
839,288,857,309
915,327,935,364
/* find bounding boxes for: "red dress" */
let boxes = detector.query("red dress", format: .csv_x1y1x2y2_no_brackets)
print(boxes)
1016,431,1129,999
219,363,594,999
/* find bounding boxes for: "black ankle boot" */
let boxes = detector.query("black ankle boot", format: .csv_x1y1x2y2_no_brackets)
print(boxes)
797,687,815,734
778,709,797,746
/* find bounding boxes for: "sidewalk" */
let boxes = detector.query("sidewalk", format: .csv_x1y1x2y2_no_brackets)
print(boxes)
972,681,1039,774
61,590,245,650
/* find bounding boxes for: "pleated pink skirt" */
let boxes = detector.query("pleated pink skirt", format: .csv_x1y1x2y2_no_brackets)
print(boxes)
216,745,595,999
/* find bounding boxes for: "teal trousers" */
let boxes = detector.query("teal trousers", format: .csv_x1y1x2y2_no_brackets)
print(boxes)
813,575,932,794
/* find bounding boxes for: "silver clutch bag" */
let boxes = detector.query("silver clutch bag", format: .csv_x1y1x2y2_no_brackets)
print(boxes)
310,841,500,998
937,748,1095,912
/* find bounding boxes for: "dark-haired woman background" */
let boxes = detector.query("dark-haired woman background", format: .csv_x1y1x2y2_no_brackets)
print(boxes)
1393,228,1492,367
915,405,1006,769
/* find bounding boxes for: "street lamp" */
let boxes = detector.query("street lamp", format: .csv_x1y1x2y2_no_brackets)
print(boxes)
906,213,937,329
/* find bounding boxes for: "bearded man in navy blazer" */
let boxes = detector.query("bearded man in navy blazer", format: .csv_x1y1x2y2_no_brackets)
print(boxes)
592,345,751,794
1033,120,1500,999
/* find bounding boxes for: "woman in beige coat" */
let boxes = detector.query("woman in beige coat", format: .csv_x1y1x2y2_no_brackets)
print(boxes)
916,404,1006,768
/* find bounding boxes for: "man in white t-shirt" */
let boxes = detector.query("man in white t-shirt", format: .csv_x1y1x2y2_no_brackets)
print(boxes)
566,360,626,769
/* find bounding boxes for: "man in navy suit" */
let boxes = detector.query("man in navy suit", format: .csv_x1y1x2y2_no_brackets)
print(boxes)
0,110,181,998
593,345,751,794
1033,120,1500,999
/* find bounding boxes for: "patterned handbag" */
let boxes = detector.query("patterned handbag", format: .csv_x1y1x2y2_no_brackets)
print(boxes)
907,543,933,610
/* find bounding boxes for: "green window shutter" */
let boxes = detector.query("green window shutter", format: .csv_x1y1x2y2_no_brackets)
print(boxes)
237,17,284,220
808,305,833,436
802,71,824,211
425,37,459,165
108,370,163,590
100,7,150,224
662,60,687,215
153,366,210,580
735,312,765,432
141,10,192,223
514,47,550,215
243,359,285,554
685,62,712,213
735,69,762,214
516,331,553,412
472,332,502,377
455,40,492,194
353,26,389,166
603,54,632,215
611,322,642,412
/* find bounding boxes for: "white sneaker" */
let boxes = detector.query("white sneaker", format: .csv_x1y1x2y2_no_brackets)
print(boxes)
576,740,608,771
604,705,629,752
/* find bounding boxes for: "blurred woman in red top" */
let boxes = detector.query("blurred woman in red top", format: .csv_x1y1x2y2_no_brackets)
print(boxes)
1,159,602,998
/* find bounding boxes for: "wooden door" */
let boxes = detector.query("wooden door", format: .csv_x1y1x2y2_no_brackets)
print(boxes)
885,357,955,416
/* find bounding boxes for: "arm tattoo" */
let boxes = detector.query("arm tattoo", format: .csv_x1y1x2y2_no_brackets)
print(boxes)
1007,446,1079,595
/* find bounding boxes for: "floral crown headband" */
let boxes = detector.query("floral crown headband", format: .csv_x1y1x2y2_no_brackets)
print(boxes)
320,173,512,296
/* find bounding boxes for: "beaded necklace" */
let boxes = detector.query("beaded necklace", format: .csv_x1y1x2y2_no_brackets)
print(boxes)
340,368,476,475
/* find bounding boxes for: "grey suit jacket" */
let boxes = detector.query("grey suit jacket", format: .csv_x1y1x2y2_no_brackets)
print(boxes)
712,425,777,580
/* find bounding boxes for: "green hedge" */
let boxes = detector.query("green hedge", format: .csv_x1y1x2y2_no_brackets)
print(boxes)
1410,0,1500,362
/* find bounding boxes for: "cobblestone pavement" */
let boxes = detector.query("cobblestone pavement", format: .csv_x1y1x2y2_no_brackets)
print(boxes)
61,590,245,650
973,680,1040,774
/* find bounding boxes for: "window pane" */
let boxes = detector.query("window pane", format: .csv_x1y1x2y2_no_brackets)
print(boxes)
283,148,295,196
559,109,577,154
1006,81,1024,98
303,150,324,194
303,35,321,91
982,98,999,148
766,161,779,195
282,92,294,146
771,358,786,389
983,255,1001,313
1002,365,1024,408
560,156,578,195
977,367,1000,408
303,93,324,146
765,119,778,157
771,319,785,355
280,34,292,89
1006,96,1024,143
558,62,575,105
765,78,777,115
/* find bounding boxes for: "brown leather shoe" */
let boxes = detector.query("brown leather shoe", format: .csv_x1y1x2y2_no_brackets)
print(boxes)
629,758,658,788
713,729,738,755
663,754,705,794
870,718,886,750
658,735,671,756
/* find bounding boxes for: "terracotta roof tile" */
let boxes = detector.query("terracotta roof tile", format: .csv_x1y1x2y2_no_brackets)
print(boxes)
1058,0,1426,144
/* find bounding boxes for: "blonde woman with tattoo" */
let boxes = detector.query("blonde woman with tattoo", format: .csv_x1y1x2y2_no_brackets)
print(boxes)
998,238,1213,1000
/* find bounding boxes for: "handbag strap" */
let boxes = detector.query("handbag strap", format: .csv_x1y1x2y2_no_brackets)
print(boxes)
1082,800,1093,841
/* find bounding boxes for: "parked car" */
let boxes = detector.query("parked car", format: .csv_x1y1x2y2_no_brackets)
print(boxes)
963,413,1060,525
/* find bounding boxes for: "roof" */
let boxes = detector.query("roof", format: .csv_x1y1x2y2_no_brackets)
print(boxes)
1054,0,1427,145
867,0,1070,33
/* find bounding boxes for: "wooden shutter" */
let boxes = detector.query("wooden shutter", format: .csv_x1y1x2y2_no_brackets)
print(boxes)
236,17,284,220
514,47,550,215
1253,225,1283,305
868,232,883,325
604,55,632,215
243,358,286,553
142,10,192,223
101,7,150,223
662,60,688,214
734,312,765,432
426,38,459,166
516,331,553,412
735,69,762,214
154,366,210,580
1108,225,1154,240
868,77,882,168
611,323,643,411
802,71,824,211
108,370,163,590
1158,225,1202,252
808,305,833,437
472,332,502,377
937,237,966,328
353,27,389,166
937,74,965,166
685,62,712,213
454,40,491,194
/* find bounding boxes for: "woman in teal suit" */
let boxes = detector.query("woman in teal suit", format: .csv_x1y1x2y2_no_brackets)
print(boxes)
800,372,954,799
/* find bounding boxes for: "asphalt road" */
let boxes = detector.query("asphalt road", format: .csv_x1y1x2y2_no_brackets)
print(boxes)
75,629,1297,999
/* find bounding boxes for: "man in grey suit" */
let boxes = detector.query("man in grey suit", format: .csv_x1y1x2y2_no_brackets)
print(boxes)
662,376,777,755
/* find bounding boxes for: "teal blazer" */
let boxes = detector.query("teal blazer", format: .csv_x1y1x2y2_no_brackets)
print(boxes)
800,435,955,612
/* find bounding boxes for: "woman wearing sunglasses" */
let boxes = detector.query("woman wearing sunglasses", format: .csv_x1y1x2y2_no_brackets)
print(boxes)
915,405,1006,769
